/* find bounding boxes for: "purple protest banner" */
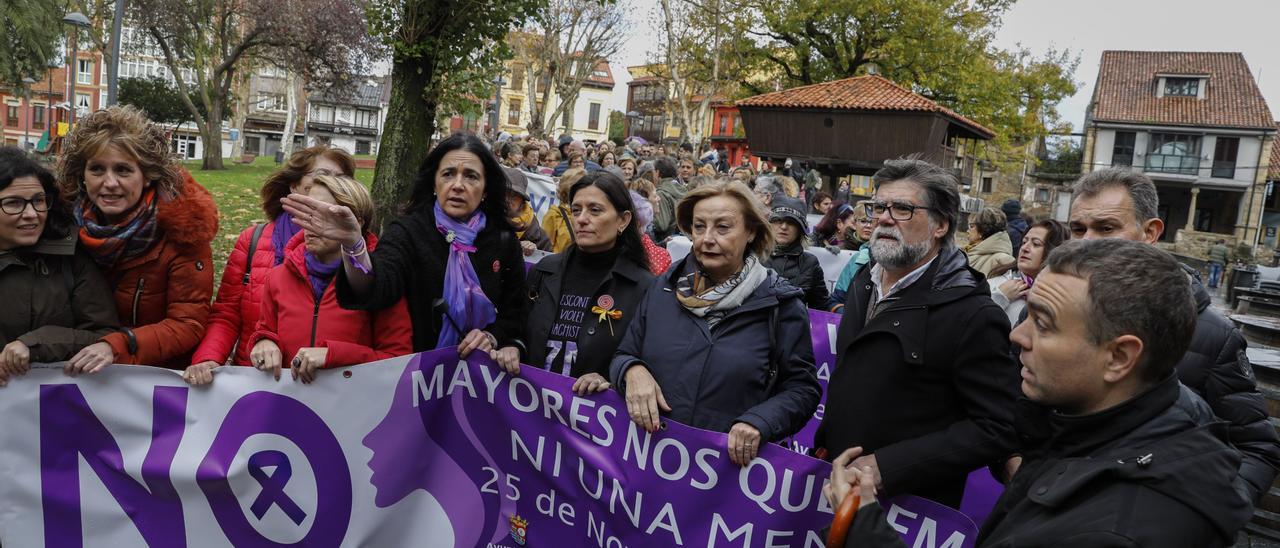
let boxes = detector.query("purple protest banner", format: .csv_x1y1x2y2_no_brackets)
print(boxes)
789,310,840,455
0,349,983,546
385,348,836,546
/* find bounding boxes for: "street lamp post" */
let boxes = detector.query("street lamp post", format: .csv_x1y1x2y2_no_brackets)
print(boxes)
22,77,36,150
107,0,126,106
62,12,92,126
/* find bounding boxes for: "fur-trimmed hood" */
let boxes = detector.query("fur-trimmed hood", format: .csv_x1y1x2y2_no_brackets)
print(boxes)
157,169,219,250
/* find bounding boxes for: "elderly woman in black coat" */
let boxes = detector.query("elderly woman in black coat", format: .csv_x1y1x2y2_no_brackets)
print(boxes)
611,181,821,466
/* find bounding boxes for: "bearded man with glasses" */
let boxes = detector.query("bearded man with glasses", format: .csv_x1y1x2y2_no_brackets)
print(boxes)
813,158,1021,509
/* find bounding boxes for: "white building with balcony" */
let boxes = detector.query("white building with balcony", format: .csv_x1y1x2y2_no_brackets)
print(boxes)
305,76,389,156
1081,51,1276,251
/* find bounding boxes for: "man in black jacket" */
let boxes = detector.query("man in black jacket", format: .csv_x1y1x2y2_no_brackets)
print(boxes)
815,159,1021,508
1068,167,1280,503
830,239,1253,547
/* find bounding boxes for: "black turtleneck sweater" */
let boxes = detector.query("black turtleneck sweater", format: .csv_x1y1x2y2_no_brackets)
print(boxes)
543,246,621,375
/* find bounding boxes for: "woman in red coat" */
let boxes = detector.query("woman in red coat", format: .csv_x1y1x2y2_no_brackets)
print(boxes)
187,147,355,381
240,174,411,384
56,106,218,372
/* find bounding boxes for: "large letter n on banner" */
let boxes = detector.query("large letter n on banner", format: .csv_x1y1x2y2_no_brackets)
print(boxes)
39,385,188,547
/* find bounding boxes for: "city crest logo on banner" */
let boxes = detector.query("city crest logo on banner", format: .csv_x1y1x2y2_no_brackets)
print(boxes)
508,514,528,546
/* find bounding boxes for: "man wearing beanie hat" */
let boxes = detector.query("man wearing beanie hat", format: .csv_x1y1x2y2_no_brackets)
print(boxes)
1002,199,1028,252
502,166,552,255
764,201,829,309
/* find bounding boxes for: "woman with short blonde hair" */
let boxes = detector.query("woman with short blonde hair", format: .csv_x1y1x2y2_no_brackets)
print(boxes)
675,181,774,260
612,179,819,467
191,146,356,376
246,172,411,383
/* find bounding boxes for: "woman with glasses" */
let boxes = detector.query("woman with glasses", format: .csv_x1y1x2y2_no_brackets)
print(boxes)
964,207,1016,278
56,105,219,373
0,147,119,386
189,146,356,380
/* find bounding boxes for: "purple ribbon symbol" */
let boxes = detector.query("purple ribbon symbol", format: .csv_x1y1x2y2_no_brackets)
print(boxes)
248,450,307,525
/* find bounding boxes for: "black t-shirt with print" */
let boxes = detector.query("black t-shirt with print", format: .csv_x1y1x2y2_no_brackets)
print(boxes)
544,247,619,376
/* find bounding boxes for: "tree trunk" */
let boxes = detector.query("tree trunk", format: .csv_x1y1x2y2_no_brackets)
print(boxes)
200,100,225,170
279,70,299,159
228,71,251,158
371,59,435,230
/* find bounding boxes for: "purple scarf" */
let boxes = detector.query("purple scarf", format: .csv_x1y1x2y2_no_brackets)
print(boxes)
304,251,342,301
434,203,497,347
272,214,301,265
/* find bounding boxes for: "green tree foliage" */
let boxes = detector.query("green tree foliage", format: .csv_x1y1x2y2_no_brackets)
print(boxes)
607,110,624,143
725,0,1079,169
118,76,227,126
364,0,542,226
0,0,61,90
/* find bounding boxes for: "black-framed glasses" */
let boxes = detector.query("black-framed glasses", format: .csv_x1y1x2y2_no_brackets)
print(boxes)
865,200,932,221
0,194,49,215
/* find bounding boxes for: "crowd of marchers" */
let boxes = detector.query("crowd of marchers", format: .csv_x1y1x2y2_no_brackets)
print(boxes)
0,105,1275,547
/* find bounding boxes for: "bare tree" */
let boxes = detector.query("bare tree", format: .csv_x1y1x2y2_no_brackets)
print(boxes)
517,0,624,139
126,0,379,169
654,0,729,147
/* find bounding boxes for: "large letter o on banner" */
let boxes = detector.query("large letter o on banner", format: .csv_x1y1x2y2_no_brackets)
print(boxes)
196,392,352,546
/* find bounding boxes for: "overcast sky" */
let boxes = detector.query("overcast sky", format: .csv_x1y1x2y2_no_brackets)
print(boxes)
608,0,1280,129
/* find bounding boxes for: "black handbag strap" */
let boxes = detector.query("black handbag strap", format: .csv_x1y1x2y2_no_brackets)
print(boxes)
242,222,267,285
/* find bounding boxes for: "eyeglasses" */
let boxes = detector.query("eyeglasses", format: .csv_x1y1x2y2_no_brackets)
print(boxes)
0,194,49,215
865,200,933,221
854,218,874,226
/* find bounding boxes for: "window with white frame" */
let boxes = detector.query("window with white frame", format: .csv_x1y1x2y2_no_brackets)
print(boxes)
354,109,377,128
587,103,601,130
335,108,353,125
1164,77,1199,97
77,59,94,85
312,105,335,123
256,93,286,112
75,93,91,112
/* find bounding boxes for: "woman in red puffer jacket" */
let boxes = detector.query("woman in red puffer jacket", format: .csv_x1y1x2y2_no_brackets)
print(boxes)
189,174,412,385
187,146,355,378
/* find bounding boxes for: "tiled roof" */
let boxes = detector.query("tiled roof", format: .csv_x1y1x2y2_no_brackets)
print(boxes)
1271,122,1280,180
310,76,387,109
1091,51,1273,130
585,60,614,88
735,75,994,138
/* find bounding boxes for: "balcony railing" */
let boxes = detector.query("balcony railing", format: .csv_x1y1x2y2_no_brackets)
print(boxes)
1145,154,1200,175
1211,160,1236,179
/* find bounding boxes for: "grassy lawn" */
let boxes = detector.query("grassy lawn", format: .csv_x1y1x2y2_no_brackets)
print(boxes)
183,156,376,287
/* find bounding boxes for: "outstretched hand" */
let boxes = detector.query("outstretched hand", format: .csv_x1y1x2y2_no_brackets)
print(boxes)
281,193,361,247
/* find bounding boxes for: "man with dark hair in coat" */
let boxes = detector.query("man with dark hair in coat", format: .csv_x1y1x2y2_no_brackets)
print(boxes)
1068,167,1280,503
815,158,1021,508
829,238,1253,547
